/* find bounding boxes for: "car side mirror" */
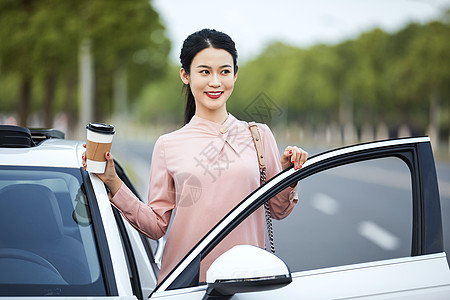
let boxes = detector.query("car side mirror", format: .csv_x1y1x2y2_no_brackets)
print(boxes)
203,245,292,300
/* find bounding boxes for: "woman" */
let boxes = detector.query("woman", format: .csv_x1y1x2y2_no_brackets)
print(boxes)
83,29,308,284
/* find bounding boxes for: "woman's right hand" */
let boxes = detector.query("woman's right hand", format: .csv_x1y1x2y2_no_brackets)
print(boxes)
82,144,123,196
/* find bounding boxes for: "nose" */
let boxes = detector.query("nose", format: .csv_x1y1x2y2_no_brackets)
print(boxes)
208,74,221,88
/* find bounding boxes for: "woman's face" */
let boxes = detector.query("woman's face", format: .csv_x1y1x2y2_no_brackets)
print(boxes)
180,47,237,118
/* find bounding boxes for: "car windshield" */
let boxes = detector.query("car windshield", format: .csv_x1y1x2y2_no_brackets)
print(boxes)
0,166,106,296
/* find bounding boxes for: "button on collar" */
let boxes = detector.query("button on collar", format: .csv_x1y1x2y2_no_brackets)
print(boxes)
220,126,228,134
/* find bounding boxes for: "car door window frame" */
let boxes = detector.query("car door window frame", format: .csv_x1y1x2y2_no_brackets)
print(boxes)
151,137,443,294
112,206,144,300
81,168,119,296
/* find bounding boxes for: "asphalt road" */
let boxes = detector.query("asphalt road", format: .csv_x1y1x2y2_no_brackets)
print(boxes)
274,156,450,271
111,140,450,269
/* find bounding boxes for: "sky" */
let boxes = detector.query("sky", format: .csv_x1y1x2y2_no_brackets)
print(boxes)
152,0,450,63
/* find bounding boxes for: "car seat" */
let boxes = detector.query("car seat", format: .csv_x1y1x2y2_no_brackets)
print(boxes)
0,184,91,284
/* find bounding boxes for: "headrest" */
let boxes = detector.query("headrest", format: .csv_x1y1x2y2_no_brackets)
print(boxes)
0,184,64,243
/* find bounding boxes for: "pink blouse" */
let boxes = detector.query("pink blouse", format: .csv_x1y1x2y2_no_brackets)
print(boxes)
110,114,298,283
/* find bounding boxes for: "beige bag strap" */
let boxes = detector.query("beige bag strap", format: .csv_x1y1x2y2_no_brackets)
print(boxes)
249,121,266,170
249,122,275,253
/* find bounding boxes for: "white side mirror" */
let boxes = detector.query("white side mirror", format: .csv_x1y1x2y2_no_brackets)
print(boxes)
204,245,291,299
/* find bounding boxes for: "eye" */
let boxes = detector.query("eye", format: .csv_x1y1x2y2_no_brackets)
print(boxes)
221,69,232,75
200,70,209,75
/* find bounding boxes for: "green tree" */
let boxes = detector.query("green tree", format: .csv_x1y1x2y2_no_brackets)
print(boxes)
81,0,171,121
0,0,170,130
0,0,36,126
31,0,80,127
389,21,450,134
343,28,390,128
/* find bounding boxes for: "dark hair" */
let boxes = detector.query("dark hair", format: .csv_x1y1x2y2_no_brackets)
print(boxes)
180,29,238,124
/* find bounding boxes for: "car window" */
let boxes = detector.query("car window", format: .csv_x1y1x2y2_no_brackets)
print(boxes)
0,166,106,296
274,156,413,272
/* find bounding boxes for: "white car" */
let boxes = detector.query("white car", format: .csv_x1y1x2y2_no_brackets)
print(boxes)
0,124,450,299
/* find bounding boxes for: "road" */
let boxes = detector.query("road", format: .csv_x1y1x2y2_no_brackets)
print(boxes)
274,155,450,272
111,139,450,269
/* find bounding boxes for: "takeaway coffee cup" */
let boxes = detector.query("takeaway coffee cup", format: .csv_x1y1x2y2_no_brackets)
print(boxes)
86,122,115,173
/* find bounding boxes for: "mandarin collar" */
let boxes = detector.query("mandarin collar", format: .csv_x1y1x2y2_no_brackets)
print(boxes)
188,113,239,135
187,113,253,156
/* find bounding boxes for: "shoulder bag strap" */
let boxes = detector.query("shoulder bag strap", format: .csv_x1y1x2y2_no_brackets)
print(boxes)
249,122,275,253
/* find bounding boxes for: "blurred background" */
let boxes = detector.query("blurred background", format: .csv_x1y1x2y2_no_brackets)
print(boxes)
1,0,450,268
0,0,449,153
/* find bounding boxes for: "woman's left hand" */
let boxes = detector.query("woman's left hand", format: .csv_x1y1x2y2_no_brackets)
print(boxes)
281,146,308,170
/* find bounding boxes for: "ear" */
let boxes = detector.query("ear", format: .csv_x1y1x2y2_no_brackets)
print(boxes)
180,68,190,85
234,71,238,82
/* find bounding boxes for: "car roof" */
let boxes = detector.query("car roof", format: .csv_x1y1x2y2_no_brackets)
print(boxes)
0,139,84,169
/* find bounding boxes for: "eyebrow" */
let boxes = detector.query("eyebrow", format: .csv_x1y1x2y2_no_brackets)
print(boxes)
195,64,233,69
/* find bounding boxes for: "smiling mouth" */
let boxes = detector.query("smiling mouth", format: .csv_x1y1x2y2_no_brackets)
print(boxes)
205,91,223,99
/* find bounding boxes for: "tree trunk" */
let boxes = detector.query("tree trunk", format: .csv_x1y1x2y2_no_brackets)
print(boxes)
79,38,94,136
339,89,355,144
44,73,57,128
64,73,77,139
428,90,440,150
113,65,127,122
18,76,32,127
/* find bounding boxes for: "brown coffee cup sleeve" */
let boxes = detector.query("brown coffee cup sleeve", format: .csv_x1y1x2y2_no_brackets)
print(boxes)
86,140,112,162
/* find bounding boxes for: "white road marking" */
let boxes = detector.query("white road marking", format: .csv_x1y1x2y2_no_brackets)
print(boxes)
311,193,339,215
327,163,411,192
358,221,400,251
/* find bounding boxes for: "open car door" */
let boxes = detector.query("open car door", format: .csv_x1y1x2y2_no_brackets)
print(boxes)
150,137,450,299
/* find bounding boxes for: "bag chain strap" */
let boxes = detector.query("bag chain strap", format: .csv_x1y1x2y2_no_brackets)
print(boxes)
249,122,275,254
260,167,275,253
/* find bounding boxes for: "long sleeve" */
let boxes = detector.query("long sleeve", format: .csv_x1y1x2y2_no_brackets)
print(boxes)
110,136,175,239
260,124,298,220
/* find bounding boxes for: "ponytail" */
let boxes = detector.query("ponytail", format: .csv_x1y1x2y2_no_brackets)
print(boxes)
184,84,196,125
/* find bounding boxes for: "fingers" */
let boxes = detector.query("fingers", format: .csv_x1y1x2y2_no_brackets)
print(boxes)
298,148,308,166
81,150,114,172
104,152,115,173
291,148,301,170
284,146,308,170
105,151,113,161
82,144,87,169
288,147,298,168
82,151,86,170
